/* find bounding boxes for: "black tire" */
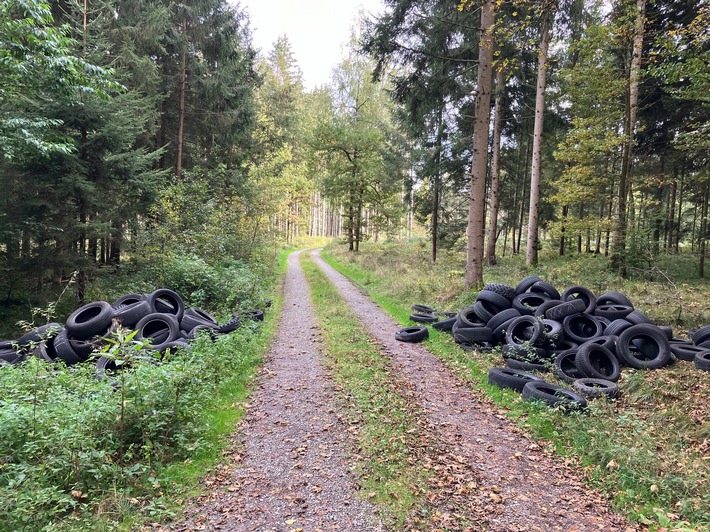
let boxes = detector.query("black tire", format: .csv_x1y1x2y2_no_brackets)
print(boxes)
512,293,550,316
505,316,544,347
597,291,633,307
534,300,563,318
541,319,565,348
53,328,84,365
562,314,604,344
594,304,633,321
691,325,710,346
492,316,521,343
180,307,219,331
488,367,545,392
553,349,585,384
186,324,218,341
572,378,619,399
16,322,63,348
530,281,561,301
486,308,521,331
671,344,709,362
476,290,511,312
544,299,586,321
617,324,671,369
395,326,429,343
575,341,620,382
0,349,23,365
604,319,633,337
506,357,548,372
95,356,118,380
625,310,654,326
217,316,241,334
561,285,597,314
66,302,114,340
658,326,674,340
522,381,587,411
502,344,547,361
241,309,265,322
482,283,516,301
412,304,436,315
470,301,495,323
147,289,185,322
136,313,180,351
695,351,710,371
410,313,438,324
436,311,457,319
432,317,457,332
453,326,493,344
113,293,147,307
159,340,190,356
112,300,152,328
515,275,542,295
455,305,488,327
583,335,618,356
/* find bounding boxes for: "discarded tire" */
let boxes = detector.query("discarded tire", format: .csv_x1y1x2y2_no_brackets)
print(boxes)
553,349,585,384
395,326,429,343
412,304,436,315
432,316,457,331
482,283,516,301
561,285,596,314
410,313,438,324
695,351,710,371
505,357,548,373
616,324,671,369
522,381,587,411
136,313,180,350
670,344,709,362
562,314,603,344
66,302,114,340
575,342,620,382
147,289,185,322
112,300,151,328
487,367,544,392
572,378,619,399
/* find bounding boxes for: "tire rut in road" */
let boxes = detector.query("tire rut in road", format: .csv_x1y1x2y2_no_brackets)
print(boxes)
311,250,637,532
175,250,382,531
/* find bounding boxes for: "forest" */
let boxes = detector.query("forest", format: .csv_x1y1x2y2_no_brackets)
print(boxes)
0,0,708,528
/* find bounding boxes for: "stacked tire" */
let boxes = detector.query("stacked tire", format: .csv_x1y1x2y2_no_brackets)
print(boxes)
0,288,265,379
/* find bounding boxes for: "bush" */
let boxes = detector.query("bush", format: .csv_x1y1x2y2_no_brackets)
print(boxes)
0,323,264,529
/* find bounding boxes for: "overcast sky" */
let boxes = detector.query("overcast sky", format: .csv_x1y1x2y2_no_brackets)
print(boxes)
236,0,385,89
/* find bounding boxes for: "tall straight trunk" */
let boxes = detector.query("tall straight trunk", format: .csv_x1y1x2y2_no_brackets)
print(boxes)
559,205,568,256
176,17,188,178
612,0,645,275
525,2,556,266
699,181,709,277
432,105,444,263
486,67,505,265
465,0,496,290
675,165,685,253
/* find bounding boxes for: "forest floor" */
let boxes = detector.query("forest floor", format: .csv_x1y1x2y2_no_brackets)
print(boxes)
173,249,639,531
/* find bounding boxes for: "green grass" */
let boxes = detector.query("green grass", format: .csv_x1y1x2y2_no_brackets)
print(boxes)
301,253,432,528
321,240,710,531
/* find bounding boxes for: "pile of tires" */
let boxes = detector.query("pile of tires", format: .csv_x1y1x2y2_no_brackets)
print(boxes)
396,275,710,409
0,288,265,377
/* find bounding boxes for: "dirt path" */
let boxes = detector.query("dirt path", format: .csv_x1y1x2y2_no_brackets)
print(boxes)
176,250,382,531
311,250,637,532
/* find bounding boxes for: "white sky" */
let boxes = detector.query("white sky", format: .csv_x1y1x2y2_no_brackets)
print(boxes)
236,0,385,89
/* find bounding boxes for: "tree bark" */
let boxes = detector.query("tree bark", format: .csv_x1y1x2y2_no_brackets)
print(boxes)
612,0,645,275
465,0,496,290
486,67,504,266
176,17,188,178
525,2,556,266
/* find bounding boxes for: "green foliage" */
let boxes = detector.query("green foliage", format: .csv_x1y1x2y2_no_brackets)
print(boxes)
0,0,118,159
0,320,267,530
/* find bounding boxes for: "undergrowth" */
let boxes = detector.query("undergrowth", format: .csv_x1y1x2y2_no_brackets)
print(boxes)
0,250,287,531
322,240,710,531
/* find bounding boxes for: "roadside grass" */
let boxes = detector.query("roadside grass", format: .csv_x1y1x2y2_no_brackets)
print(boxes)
300,253,432,528
321,240,710,531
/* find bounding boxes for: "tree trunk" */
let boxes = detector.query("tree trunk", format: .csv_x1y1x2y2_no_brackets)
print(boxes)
486,67,504,266
432,105,444,263
176,17,188,178
559,205,568,256
465,0,496,290
612,0,645,275
525,2,556,266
